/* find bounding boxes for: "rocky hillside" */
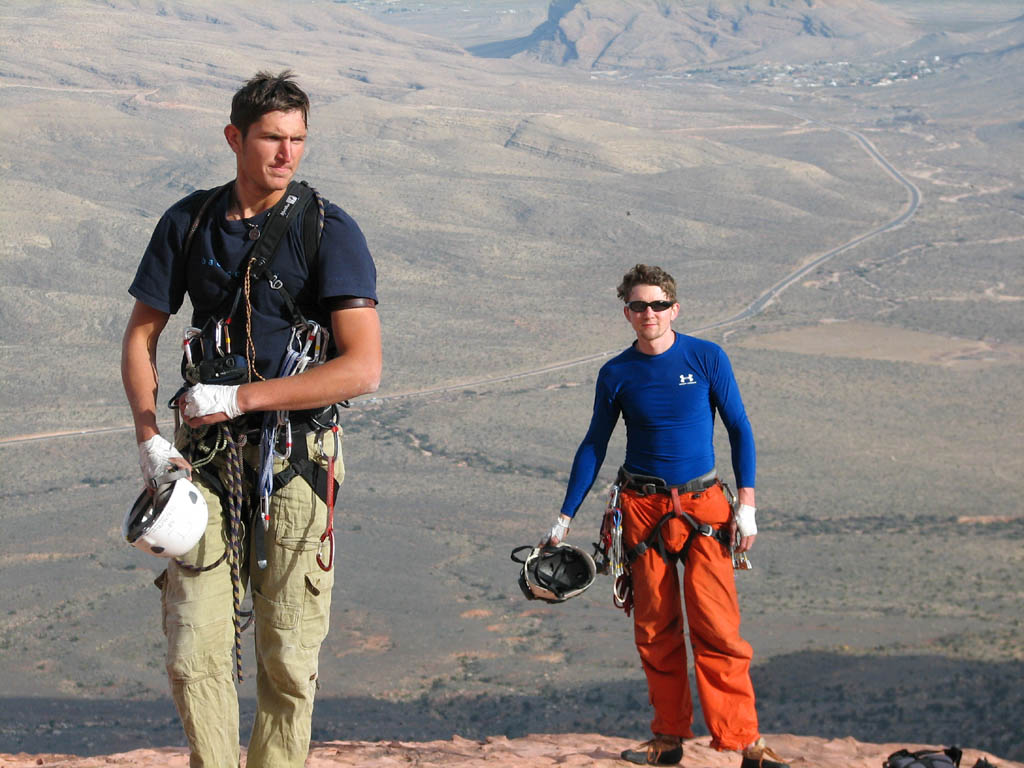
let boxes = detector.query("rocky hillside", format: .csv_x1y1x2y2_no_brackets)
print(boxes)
472,0,920,69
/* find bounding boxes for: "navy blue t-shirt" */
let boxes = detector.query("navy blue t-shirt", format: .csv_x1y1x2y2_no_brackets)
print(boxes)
560,332,756,518
130,183,377,380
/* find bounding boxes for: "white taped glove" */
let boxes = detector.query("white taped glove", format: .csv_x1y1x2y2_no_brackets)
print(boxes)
547,514,572,545
138,434,185,489
182,383,243,420
735,503,757,537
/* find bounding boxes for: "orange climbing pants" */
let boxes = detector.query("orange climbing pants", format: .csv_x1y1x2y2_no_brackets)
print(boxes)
622,482,759,751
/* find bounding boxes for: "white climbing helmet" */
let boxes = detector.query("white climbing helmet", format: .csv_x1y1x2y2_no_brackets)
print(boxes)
123,470,208,558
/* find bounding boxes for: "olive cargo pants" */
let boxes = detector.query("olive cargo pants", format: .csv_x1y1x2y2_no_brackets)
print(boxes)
160,426,343,768
622,483,759,751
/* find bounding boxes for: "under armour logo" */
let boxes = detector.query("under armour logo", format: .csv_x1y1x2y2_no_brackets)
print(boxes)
679,373,696,386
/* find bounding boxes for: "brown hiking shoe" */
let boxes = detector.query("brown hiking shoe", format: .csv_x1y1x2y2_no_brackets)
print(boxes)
620,734,683,765
740,737,790,768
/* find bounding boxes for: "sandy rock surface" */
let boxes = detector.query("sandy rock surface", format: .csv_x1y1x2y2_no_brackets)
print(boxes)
2,734,1019,768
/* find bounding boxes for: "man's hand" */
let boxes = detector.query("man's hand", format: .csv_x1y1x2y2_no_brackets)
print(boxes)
138,434,191,489
180,383,244,426
541,514,572,547
731,502,757,552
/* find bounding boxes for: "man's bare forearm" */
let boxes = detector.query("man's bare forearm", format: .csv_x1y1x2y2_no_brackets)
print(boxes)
737,486,755,508
121,301,170,443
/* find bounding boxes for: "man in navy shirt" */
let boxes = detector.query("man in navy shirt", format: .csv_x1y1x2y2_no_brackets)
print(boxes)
546,264,787,768
122,71,381,768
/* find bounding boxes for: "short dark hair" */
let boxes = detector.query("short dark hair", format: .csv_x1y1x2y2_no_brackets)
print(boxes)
616,264,677,303
230,70,309,137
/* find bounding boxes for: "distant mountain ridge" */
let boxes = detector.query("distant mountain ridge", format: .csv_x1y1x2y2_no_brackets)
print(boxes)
470,0,920,70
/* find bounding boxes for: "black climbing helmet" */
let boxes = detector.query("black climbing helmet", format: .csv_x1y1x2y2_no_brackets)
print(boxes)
511,543,597,603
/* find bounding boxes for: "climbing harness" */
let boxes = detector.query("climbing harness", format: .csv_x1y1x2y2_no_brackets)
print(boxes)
593,468,752,615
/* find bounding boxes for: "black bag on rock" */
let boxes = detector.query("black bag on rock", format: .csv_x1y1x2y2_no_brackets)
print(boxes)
884,747,963,768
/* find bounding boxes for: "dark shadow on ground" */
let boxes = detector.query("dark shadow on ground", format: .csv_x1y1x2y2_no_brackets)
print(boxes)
466,0,579,61
3,653,1021,760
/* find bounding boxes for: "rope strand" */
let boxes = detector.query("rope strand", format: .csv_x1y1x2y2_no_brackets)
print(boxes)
222,427,248,681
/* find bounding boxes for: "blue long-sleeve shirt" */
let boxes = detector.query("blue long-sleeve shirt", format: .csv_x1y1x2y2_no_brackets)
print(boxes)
560,332,755,518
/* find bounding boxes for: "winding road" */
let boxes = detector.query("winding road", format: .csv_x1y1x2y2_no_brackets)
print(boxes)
0,117,920,446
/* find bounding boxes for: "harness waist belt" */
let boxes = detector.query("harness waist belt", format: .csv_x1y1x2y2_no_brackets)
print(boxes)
617,467,718,496
288,403,342,435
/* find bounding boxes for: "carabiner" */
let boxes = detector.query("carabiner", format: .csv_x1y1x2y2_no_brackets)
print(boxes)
609,482,621,511
317,528,335,571
182,326,203,366
214,319,232,357
306,321,323,364
274,421,292,460
316,423,341,463
260,491,271,531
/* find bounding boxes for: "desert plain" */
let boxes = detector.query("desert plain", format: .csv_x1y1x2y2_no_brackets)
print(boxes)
0,0,1021,763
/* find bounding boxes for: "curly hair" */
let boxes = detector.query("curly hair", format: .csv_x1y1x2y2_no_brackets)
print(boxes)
616,264,677,303
230,70,309,137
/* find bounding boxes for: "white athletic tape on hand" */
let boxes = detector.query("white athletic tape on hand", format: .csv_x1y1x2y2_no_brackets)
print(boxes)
548,514,571,544
735,504,757,537
183,383,243,420
138,434,185,489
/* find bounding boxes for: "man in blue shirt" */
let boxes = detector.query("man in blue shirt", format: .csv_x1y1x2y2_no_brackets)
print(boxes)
545,264,787,768
122,71,381,768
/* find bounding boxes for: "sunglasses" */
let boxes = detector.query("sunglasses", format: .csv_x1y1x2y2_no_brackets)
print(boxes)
626,300,674,313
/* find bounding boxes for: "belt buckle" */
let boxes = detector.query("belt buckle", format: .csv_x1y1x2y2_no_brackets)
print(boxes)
640,483,658,496
696,523,715,537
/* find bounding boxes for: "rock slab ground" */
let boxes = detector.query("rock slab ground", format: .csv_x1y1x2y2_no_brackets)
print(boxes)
1,734,1020,768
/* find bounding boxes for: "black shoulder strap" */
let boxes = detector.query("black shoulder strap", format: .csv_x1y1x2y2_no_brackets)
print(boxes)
248,180,315,281
182,183,232,260
244,181,316,326
300,180,325,278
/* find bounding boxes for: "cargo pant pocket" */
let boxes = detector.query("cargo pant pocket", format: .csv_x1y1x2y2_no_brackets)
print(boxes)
163,593,236,683
253,588,313,697
300,570,333,650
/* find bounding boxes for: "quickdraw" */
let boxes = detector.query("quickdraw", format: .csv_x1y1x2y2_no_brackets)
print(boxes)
593,483,634,614
316,424,340,572
253,321,332,570
255,322,330,529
